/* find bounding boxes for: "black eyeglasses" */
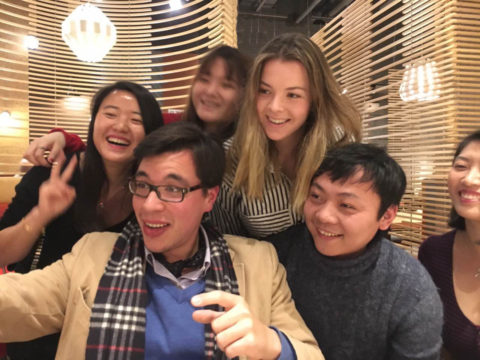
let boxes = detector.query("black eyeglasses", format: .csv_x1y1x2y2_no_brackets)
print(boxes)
128,179,202,203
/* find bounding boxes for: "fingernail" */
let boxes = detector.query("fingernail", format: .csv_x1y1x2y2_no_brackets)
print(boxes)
191,296,200,306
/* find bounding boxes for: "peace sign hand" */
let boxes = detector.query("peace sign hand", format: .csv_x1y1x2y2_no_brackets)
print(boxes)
37,156,78,225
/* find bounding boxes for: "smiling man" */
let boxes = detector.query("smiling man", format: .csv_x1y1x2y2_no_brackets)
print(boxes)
0,122,321,360
268,143,443,360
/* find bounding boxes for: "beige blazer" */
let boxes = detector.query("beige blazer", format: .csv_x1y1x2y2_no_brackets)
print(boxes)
0,232,323,359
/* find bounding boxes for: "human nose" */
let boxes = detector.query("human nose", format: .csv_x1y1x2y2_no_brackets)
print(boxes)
267,94,284,113
463,166,480,186
141,190,166,210
113,114,129,132
205,80,219,96
314,202,337,224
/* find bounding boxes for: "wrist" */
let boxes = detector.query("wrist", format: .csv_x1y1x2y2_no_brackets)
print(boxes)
26,206,50,232
267,327,282,360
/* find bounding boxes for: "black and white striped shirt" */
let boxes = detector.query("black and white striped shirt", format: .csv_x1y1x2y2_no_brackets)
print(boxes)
210,161,302,239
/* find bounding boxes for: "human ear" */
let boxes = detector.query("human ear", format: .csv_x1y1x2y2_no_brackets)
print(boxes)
204,185,219,212
378,205,398,230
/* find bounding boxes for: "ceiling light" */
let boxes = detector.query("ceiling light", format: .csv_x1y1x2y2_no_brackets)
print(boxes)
61,3,116,63
24,35,39,50
399,59,440,102
170,0,182,11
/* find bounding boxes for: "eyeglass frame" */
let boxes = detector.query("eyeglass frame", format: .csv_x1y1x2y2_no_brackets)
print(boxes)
128,178,203,203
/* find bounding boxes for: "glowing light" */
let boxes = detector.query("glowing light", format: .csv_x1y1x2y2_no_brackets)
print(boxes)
24,35,39,50
399,59,440,102
170,0,182,11
64,95,90,112
61,3,116,63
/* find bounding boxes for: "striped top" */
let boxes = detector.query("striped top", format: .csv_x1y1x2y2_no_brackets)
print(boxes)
418,230,480,360
210,156,302,239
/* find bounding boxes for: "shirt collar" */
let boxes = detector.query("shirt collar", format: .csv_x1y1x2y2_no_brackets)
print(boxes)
144,225,211,289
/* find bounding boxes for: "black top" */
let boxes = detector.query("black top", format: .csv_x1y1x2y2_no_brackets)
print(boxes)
419,230,480,360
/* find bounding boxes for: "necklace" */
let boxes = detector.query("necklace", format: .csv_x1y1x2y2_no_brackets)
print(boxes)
476,268,480,279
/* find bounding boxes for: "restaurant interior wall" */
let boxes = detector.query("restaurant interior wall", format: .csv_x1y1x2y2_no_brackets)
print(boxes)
312,0,480,252
0,0,237,179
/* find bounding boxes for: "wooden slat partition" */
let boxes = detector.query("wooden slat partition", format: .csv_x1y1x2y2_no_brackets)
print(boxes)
312,0,480,252
0,0,237,176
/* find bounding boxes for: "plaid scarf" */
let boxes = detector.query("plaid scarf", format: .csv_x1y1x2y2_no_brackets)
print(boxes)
85,219,239,360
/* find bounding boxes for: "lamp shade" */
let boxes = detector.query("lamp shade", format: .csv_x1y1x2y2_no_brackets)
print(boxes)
61,3,116,63
399,59,440,102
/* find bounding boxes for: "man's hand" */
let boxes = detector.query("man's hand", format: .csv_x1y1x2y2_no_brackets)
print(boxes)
23,132,67,167
191,290,282,360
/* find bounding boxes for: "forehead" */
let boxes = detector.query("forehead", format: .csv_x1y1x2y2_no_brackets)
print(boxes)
136,150,198,183
312,171,379,200
201,57,229,76
260,59,309,87
456,140,480,159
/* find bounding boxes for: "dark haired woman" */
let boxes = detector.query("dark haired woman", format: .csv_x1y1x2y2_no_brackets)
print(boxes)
183,45,250,141
418,131,480,360
0,81,163,359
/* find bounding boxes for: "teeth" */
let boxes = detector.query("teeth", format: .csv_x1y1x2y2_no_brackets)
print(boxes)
146,223,168,229
107,137,129,146
461,192,480,200
268,117,288,125
201,99,218,108
318,230,341,237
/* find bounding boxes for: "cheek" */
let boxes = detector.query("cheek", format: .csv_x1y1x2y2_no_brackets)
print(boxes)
191,83,202,104
447,171,457,196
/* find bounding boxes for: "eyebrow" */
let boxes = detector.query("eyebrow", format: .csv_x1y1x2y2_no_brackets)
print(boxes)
454,155,470,162
102,104,141,115
311,182,360,199
259,80,307,92
135,170,188,185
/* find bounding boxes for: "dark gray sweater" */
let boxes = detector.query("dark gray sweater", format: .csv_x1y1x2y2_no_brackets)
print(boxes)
269,224,443,360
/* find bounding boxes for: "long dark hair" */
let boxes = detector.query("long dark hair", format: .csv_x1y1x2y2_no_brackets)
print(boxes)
183,45,250,141
448,130,480,230
75,81,164,231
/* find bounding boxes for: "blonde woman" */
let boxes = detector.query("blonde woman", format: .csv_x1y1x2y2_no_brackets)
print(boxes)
211,33,362,239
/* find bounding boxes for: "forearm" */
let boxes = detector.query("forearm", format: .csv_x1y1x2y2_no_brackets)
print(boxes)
0,206,49,267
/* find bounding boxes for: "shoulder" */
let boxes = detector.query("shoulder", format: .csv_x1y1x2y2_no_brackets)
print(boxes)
69,231,119,261
379,239,439,297
266,223,309,262
419,230,455,255
225,234,276,260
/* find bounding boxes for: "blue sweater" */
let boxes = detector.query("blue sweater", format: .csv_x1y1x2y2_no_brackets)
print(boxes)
145,266,205,359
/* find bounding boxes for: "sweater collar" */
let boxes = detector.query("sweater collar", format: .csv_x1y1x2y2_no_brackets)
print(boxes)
306,229,383,277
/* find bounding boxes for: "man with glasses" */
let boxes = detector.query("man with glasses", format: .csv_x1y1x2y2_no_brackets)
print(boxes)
0,122,322,360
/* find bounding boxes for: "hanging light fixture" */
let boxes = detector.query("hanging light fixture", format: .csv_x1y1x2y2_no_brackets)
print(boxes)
399,58,440,102
61,3,116,63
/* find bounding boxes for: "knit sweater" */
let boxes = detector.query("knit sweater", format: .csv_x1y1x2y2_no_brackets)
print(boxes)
268,224,443,360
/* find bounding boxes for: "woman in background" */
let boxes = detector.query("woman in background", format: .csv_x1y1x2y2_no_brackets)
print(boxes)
419,131,480,360
183,45,250,141
211,32,362,239
0,81,163,360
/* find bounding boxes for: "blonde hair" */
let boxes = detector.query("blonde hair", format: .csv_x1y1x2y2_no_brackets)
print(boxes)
231,33,361,214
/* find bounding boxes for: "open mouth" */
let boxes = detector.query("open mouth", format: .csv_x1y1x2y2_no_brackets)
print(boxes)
460,191,480,201
107,136,129,146
267,116,289,125
145,222,169,229
318,229,342,237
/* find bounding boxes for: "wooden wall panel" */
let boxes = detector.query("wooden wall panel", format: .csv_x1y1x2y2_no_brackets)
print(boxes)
0,0,238,177
312,0,480,253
